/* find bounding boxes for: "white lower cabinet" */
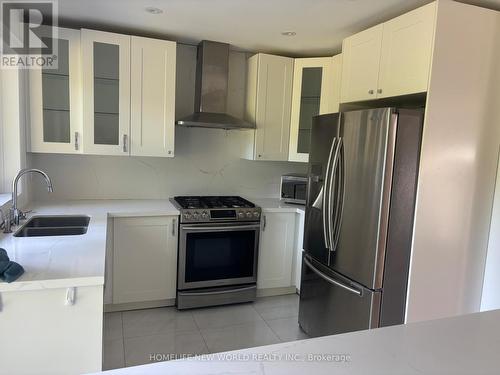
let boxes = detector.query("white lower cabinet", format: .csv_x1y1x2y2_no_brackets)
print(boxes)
0,285,103,374
257,212,296,289
112,216,178,305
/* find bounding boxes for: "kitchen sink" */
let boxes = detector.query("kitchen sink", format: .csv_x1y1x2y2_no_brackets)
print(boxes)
23,216,90,228
14,215,90,237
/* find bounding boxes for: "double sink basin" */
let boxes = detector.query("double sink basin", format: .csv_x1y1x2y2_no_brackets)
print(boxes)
14,216,90,238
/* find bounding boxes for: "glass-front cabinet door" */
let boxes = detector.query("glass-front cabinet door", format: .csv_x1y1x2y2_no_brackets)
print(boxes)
29,27,82,154
288,56,342,162
81,29,130,155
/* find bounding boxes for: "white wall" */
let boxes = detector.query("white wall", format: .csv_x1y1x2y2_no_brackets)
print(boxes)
480,10,500,310
406,0,500,322
0,67,31,207
30,44,306,201
481,149,500,311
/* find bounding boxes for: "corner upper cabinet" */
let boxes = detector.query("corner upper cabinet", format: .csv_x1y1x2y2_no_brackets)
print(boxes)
243,53,294,161
130,36,176,157
28,27,82,154
81,29,131,155
288,56,342,162
341,2,436,103
341,24,384,103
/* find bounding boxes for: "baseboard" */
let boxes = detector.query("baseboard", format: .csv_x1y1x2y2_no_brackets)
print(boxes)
104,298,176,312
257,286,297,298
104,289,300,312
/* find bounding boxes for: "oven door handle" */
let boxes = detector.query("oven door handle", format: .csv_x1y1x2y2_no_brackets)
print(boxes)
178,285,257,296
181,224,261,231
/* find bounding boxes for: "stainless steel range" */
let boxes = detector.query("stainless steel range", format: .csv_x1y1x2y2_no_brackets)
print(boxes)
171,196,261,310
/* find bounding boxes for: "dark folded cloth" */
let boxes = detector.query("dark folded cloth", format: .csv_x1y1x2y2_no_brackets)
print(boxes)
0,248,25,282
1,261,25,283
0,248,10,273
0,248,8,261
0,261,9,274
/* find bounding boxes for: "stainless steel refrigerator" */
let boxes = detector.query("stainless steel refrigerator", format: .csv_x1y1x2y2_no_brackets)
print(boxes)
298,107,424,337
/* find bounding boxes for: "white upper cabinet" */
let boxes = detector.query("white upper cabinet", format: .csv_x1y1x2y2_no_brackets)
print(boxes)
329,54,343,114
244,53,294,161
341,24,384,103
130,36,176,157
377,2,436,98
341,2,436,103
28,27,82,154
288,56,342,162
28,29,177,157
81,29,131,155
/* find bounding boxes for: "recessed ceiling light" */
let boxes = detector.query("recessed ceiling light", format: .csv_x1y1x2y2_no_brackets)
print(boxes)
281,31,296,37
145,7,163,14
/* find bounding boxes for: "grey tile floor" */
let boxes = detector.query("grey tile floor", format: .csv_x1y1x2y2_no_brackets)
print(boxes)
103,294,308,370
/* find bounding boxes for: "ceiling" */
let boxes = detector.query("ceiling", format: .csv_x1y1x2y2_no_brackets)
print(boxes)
54,0,500,56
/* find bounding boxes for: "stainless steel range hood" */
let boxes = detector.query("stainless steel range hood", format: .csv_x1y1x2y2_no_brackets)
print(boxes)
176,40,255,130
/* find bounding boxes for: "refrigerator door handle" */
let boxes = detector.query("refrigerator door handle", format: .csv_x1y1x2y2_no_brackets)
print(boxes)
328,138,342,251
304,256,362,296
323,137,338,251
332,138,345,252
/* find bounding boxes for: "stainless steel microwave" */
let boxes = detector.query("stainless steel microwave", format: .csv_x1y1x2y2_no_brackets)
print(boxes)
281,174,308,205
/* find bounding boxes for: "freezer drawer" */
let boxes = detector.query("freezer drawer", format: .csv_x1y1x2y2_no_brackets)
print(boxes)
299,254,381,337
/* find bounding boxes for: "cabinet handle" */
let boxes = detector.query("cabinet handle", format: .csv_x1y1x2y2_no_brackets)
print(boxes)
74,132,79,151
368,90,374,95
123,134,128,153
172,218,176,236
377,89,383,94
262,215,267,231
65,287,76,306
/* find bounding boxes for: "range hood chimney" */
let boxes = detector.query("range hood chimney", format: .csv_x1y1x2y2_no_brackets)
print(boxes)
176,40,255,130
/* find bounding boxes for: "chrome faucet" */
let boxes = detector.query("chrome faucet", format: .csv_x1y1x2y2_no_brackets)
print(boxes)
10,169,53,226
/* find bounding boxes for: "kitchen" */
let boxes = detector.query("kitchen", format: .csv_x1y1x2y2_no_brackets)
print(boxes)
0,0,500,374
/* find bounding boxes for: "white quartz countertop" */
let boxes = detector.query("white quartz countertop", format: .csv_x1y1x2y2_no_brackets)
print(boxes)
251,198,305,213
0,200,179,292
0,197,295,293
93,309,500,375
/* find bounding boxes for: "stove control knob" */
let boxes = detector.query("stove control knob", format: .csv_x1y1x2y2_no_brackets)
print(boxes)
192,212,199,219
201,211,209,219
246,212,252,218
238,212,245,219
253,211,260,218
183,213,192,221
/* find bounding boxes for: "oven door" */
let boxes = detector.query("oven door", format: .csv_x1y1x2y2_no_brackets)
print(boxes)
178,222,260,290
